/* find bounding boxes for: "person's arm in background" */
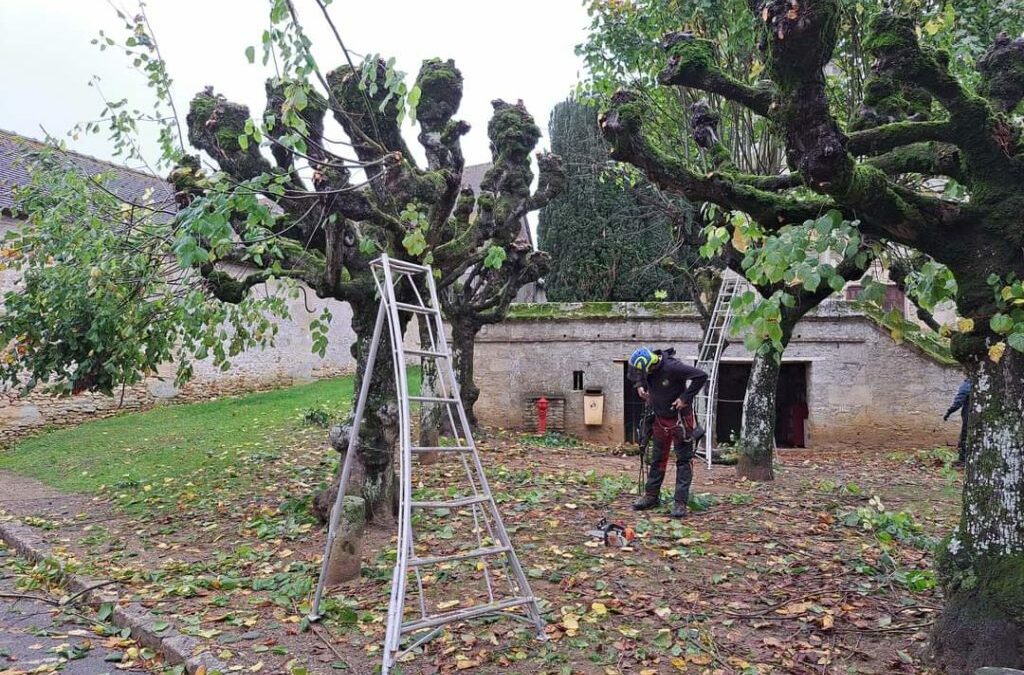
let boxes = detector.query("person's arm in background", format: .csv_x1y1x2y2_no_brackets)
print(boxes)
944,381,970,420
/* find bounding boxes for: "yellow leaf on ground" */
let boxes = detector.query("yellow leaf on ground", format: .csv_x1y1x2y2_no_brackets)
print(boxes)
958,318,975,333
456,656,480,670
822,614,835,629
989,342,1007,363
591,602,608,617
437,600,460,610
562,614,579,634
777,601,813,616
688,653,713,665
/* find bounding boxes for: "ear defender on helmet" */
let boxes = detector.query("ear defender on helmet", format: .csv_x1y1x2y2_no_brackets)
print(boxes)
629,347,659,372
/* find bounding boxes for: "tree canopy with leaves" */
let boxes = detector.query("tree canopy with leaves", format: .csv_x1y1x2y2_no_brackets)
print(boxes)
597,0,1024,668
538,98,686,302
0,1,563,519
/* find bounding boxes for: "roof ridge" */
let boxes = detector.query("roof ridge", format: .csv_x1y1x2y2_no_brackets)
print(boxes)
0,128,166,183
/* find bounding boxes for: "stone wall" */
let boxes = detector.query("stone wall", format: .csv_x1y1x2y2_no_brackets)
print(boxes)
474,301,963,450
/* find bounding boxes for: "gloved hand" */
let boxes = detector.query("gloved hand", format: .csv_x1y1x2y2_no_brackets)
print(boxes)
943,411,952,421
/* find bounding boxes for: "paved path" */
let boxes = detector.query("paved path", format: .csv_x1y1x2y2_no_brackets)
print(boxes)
0,545,152,675
0,471,95,520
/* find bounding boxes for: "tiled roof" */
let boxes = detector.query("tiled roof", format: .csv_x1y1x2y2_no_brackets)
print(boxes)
0,129,175,216
460,162,491,195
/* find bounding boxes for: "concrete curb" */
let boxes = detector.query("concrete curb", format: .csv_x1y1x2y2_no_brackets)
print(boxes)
0,519,229,674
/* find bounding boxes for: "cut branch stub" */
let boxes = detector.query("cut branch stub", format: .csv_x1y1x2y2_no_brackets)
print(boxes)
167,154,205,209
263,78,331,175
479,99,542,230
754,0,850,190
415,58,468,175
978,33,1024,114
187,87,272,181
326,61,410,164
415,58,464,133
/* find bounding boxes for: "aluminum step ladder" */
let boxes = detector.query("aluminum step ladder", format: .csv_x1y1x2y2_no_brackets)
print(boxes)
693,269,747,467
308,254,545,674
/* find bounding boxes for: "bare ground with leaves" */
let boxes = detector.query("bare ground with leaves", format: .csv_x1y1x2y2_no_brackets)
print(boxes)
0,426,961,675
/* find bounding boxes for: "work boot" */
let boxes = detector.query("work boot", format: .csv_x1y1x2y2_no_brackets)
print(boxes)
670,502,688,519
633,494,660,511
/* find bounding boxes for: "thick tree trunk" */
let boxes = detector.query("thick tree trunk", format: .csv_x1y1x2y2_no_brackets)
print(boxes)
737,349,780,481
932,348,1024,673
450,319,481,429
314,301,399,523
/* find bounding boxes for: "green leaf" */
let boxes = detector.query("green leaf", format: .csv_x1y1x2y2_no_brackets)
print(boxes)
238,134,249,152
1008,332,1024,353
483,245,507,270
152,620,170,632
292,87,308,112
402,229,427,256
245,46,255,64
991,313,1014,335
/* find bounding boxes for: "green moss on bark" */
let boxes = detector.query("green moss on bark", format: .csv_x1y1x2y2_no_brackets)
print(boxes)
415,58,463,129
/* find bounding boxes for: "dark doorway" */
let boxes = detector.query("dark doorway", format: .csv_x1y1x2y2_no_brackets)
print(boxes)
714,362,809,447
623,363,645,443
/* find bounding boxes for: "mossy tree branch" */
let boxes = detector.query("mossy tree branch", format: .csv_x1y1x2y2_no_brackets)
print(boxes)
658,32,775,118
846,120,956,156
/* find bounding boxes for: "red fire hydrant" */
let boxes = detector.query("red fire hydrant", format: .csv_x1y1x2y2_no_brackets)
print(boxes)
536,396,549,435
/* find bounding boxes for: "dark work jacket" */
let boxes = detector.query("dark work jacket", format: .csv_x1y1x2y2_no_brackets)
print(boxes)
947,379,971,421
634,353,708,418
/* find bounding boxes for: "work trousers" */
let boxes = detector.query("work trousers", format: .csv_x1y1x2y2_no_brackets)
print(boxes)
644,410,696,505
958,411,969,463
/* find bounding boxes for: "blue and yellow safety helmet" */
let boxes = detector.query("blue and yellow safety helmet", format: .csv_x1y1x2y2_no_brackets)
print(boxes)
629,347,661,372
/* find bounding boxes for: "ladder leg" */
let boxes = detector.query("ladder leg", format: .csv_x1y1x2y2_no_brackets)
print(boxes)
309,300,388,621
381,255,418,672
424,271,547,639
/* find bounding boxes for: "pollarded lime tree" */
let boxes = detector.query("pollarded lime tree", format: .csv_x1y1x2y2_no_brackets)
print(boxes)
579,0,881,480
0,2,562,520
599,0,1024,668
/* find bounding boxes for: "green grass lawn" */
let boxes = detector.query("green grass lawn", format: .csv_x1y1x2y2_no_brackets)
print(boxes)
0,374,392,494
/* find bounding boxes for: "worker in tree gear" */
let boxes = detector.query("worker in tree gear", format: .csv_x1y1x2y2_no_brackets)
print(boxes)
944,378,971,465
628,347,708,518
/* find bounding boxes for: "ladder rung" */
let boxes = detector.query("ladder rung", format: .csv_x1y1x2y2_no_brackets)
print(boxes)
373,258,430,273
411,495,490,509
412,445,474,453
409,395,459,404
408,545,511,568
401,597,536,634
405,348,448,358
394,302,436,315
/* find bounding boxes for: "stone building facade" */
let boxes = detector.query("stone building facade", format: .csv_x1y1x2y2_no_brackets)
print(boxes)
473,301,963,450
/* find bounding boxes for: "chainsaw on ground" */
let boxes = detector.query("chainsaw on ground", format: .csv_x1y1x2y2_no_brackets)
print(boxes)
587,517,636,547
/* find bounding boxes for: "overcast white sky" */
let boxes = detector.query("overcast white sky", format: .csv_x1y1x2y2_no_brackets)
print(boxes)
0,0,590,173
